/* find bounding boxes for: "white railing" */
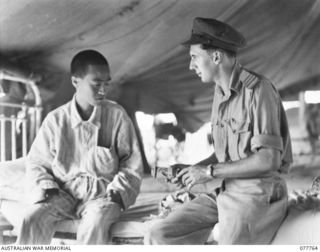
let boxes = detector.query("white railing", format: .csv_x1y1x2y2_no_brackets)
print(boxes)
0,71,42,161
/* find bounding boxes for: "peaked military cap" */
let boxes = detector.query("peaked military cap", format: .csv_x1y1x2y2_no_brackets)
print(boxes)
182,17,247,53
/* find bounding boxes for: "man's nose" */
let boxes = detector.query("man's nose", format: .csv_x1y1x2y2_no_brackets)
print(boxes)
98,85,106,95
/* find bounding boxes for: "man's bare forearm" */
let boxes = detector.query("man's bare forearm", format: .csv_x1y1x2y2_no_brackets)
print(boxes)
213,148,281,179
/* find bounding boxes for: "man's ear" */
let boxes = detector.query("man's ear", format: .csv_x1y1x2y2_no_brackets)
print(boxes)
71,76,79,88
212,51,223,65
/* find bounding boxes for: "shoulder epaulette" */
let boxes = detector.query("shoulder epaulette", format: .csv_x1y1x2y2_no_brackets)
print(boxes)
107,100,118,105
240,69,259,89
104,99,118,106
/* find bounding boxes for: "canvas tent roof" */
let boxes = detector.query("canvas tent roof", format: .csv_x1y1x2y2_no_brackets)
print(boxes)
1,0,320,132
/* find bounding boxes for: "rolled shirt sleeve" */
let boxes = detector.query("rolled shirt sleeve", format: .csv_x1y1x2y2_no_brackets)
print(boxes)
250,80,283,153
251,134,283,152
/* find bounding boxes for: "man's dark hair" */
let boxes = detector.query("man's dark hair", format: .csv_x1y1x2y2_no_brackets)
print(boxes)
70,50,109,77
200,44,236,58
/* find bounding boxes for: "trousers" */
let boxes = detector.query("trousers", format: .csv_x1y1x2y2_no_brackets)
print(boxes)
145,176,288,245
16,190,121,244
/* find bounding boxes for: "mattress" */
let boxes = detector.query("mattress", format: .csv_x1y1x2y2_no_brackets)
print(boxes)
0,192,166,244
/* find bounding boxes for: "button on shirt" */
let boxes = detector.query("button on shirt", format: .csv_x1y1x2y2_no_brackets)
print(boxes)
211,62,292,172
26,96,143,209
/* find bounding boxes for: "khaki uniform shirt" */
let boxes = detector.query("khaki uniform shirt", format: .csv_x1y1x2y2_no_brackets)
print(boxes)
211,62,292,173
26,96,143,209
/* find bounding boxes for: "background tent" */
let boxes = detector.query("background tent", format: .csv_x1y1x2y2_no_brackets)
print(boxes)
1,0,320,132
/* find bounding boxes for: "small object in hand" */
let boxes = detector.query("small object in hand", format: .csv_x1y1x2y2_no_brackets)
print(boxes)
154,164,190,183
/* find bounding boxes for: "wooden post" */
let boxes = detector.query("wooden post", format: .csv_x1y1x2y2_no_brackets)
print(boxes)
299,91,308,135
0,115,5,162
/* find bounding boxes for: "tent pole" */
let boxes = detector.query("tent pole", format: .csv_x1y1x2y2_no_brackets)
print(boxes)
299,91,307,134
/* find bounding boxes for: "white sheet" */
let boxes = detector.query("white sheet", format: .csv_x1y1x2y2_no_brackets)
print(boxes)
0,191,166,240
0,158,26,201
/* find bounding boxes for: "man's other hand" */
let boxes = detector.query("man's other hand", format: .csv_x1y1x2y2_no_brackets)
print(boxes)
172,165,212,190
31,188,59,204
45,188,59,198
106,189,124,209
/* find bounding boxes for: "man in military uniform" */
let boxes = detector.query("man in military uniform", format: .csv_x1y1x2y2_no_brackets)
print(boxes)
145,17,292,245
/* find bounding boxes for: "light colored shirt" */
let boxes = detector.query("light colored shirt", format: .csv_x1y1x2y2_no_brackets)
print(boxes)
211,62,292,173
26,95,143,209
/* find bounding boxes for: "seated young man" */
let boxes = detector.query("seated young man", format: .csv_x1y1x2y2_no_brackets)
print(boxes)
16,50,143,244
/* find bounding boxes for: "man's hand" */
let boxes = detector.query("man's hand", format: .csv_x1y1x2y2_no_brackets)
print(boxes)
106,189,124,209
45,188,59,198
172,165,213,190
31,188,59,204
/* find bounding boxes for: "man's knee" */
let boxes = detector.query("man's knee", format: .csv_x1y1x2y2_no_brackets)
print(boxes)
81,205,120,231
145,220,170,245
77,205,120,244
218,218,251,244
18,205,45,227
83,213,106,229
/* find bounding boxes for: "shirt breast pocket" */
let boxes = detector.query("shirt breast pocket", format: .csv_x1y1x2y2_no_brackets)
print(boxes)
85,146,119,179
229,118,252,160
212,119,225,161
